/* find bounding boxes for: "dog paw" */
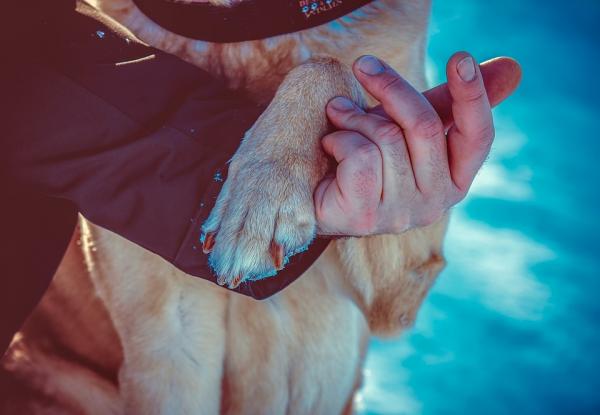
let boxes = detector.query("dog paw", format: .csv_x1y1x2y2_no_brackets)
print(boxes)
201,146,318,288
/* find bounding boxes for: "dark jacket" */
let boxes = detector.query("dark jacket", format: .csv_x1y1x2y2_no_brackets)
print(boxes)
1,0,329,351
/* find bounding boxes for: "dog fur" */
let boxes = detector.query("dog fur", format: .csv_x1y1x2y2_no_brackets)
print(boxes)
1,0,448,413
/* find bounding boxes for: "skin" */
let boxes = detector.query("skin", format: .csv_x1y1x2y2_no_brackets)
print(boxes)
315,52,522,236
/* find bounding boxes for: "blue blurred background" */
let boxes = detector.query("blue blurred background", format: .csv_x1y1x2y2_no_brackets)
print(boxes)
358,0,600,413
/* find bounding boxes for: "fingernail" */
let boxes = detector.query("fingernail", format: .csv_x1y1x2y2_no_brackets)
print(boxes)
329,96,355,112
357,55,385,75
457,56,476,82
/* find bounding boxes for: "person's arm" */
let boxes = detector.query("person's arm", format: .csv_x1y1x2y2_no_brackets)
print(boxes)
1,1,329,300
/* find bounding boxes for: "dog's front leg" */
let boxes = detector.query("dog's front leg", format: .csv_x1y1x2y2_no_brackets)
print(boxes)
82,222,228,415
201,58,365,288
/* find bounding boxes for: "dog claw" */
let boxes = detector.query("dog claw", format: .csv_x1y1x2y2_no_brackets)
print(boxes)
228,275,243,289
216,274,227,286
202,232,215,254
270,242,285,270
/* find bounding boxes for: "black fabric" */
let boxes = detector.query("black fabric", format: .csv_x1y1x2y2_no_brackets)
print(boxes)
0,186,78,357
133,0,374,43
1,0,331,353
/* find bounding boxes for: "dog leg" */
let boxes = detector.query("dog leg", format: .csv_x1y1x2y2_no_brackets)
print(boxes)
202,57,365,287
81,223,227,415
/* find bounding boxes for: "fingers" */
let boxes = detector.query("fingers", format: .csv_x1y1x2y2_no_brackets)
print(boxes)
321,128,378,163
445,52,494,193
315,53,519,237
424,56,522,129
317,130,382,234
367,57,521,132
326,97,415,200
322,130,382,206
352,55,450,193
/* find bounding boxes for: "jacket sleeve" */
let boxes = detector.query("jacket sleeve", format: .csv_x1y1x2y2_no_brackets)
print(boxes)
1,1,329,300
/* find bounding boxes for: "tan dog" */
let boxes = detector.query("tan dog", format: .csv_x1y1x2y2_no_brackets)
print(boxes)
2,0,449,413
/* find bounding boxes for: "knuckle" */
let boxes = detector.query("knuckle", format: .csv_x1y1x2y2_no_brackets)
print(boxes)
380,75,405,95
353,141,381,164
340,110,361,125
462,87,487,104
412,110,443,140
449,185,468,204
353,166,379,198
416,209,445,227
468,123,495,153
373,122,404,143
420,183,444,201
413,193,447,227
476,123,496,143
418,191,440,208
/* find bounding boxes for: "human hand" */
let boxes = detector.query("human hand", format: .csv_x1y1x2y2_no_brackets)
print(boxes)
314,52,521,236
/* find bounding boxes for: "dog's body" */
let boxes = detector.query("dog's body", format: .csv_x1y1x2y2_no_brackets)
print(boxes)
1,1,448,413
